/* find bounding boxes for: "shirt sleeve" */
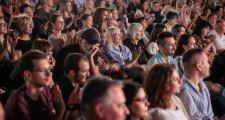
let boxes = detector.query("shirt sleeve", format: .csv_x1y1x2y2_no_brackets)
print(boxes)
213,38,224,50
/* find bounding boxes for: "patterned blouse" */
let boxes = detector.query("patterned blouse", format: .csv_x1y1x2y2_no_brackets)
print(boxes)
194,34,212,55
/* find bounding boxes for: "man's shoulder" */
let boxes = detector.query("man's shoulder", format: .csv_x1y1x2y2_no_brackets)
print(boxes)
56,43,78,57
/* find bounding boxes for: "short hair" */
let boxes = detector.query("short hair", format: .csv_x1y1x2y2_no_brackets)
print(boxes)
143,63,176,109
31,38,53,53
104,27,120,48
134,17,146,23
207,13,217,20
101,18,115,33
127,23,143,39
191,4,199,12
157,31,174,46
79,13,92,28
11,14,33,34
19,4,31,13
161,5,173,17
213,19,224,29
81,76,122,119
215,6,223,13
182,48,204,71
151,1,159,7
19,50,47,76
63,53,88,75
171,24,185,40
166,11,178,20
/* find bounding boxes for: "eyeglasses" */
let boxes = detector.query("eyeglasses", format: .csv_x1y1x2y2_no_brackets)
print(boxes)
25,23,33,27
32,67,54,73
133,95,148,103
112,32,123,36
56,21,64,24
0,23,7,27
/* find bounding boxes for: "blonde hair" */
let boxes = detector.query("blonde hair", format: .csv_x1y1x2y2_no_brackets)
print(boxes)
60,0,73,18
161,5,173,17
182,5,190,17
175,0,184,11
101,18,115,33
104,27,120,48
83,0,94,11
11,14,33,34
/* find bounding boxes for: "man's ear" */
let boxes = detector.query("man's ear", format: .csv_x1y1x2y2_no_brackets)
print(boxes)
196,62,202,71
69,70,76,77
94,103,105,119
158,44,163,50
23,70,32,81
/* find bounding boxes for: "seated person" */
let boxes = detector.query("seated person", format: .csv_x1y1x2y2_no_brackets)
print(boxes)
149,1,164,23
164,11,178,32
80,76,130,120
105,27,146,83
4,50,65,120
123,82,150,120
35,0,54,23
123,23,151,70
177,48,225,120
144,63,190,120
54,53,90,120
146,32,178,75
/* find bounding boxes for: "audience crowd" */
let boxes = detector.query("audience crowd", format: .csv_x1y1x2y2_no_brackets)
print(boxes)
2,0,225,119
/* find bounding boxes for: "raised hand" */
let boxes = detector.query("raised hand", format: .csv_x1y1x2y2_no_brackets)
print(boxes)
87,44,100,58
40,22,49,35
132,46,142,60
51,85,65,111
67,84,80,108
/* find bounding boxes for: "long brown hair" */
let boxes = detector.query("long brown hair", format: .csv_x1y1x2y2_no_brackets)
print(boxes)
143,63,175,109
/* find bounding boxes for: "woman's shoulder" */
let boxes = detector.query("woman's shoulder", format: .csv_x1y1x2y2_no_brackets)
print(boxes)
149,108,173,120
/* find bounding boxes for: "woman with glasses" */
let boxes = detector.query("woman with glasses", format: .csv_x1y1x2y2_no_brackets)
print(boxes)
124,23,151,71
105,27,146,83
123,82,150,120
144,63,190,120
12,14,35,60
48,15,75,58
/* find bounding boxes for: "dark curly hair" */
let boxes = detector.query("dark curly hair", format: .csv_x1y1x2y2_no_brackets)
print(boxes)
143,63,175,109
192,20,212,37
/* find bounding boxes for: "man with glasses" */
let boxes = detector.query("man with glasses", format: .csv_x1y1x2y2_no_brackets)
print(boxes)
4,50,65,120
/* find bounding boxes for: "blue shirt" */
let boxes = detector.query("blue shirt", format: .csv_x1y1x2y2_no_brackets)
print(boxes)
176,75,214,120
146,51,179,74
105,45,132,70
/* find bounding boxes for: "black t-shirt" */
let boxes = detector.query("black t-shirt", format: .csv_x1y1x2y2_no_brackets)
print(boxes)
54,76,80,111
15,38,35,54
131,43,148,64
53,42,98,81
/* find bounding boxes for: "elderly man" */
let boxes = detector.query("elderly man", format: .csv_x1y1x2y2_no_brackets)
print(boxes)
208,19,225,54
81,76,130,120
177,48,225,120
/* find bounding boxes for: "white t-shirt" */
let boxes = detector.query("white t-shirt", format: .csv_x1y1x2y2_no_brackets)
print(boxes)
208,29,225,50
149,96,189,120
165,23,172,32
147,42,159,54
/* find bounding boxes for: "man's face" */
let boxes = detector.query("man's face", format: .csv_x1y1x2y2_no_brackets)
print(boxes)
209,15,217,25
161,37,176,56
152,3,159,12
24,7,33,18
199,53,210,77
81,39,99,54
46,0,54,7
74,60,90,84
219,20,225,33
102,86,130,120
29,59,52,87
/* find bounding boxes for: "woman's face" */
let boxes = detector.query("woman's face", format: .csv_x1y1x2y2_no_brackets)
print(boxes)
83,16,93,28
176,26,185,40
168,17,177,26
54,16,64,31
112,9,118,20
65,2,72,12
206,9,211,17
0,19,7,34
101,11,109,21
86,1,94,10
141,19,148,28
135,29,144,40
186,7,191,15
101,0,106,7
112,29,122,45
107,20,116,28
21,19,33,34
143,2,149,11
170,69,183,94
129,88,150,118
184,37,197,50
108,13,113,18
201,27,209,37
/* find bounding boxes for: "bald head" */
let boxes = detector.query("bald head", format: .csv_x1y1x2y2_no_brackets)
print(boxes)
182,48,205,72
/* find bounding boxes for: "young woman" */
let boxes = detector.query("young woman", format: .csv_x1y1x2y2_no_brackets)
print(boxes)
134,0,154,19
60,0,77,32
182,5,197,31
171,24,186,42
13,14,35,60
165,11,178,32
201,7,211,20
144,63,190,120
83,0,94,15
174,34,197,77
92,8,109,32
174,0,184,18
76,13,93,37
146,23,166,55
48,15,75,57
0,0,15,22
192,20,216,65
123,82,150,120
